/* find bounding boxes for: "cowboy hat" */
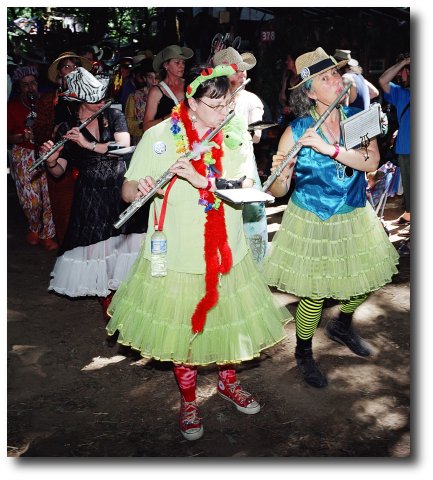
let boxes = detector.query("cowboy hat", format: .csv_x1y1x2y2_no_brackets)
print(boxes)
60,67,109,103
289,47,348,90
48,51,93,83
333,49,359,67
152,45,194,72
212,47,256,72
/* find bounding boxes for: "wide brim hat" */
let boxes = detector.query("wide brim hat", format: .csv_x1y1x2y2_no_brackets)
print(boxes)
60,67,109,103
152,45,194,72
289,47,348,90
48,51,93,83
333,49,359,67
212,47,256,72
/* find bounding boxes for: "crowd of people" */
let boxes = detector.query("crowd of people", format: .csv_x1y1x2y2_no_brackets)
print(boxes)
7,39,409,441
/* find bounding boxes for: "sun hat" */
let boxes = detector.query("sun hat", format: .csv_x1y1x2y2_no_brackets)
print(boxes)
212,47,256,71
333,49,359,67
59,67,109,103
289,47,348,90
152,45,194,72
48,51,93,83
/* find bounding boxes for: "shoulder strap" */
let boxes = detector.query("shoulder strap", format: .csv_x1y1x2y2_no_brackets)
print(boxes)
159,81,180,105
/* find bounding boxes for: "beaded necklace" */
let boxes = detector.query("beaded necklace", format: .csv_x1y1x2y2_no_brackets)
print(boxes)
310,106,353,180
170,101,233,335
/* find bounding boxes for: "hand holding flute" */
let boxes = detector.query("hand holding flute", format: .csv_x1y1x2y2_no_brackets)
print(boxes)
262,83,351,194
29,100,112,173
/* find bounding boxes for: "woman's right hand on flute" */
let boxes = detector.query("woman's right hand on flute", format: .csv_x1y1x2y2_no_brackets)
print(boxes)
39,140,64,167
135,177,165,200
270,150,295,180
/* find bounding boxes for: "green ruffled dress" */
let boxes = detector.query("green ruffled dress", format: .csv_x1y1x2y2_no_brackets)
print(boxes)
262,200,399,300
107,117,292,365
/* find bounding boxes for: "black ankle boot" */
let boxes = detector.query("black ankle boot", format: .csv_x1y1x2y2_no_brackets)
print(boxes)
326,313,371,357
295,347,328,388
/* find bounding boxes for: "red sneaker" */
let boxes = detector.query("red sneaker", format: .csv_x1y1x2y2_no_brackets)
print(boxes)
39,238,59,251
26,231,40,246
179,399,204,441
217,380,261,414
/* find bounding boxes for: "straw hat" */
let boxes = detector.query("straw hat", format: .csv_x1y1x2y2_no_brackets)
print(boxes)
60,67,109,103
153,45,194,72
289,47,348,90
48,51,93,83
333,49,359,67
212,47,256,72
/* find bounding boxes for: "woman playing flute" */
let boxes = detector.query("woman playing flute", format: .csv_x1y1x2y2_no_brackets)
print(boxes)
261,47,399,388
106,64,292,441
39,68,147,328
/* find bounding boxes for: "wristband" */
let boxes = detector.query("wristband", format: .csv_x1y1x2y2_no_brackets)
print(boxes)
204,178,212,191
47,162,58,169
91,141,97,152
332,143,340,159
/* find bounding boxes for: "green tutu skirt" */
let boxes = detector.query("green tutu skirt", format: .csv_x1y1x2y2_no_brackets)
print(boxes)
107,251,292,366
261,200,399,300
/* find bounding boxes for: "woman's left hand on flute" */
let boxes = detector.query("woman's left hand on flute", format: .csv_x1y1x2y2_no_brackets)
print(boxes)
169,157,211,190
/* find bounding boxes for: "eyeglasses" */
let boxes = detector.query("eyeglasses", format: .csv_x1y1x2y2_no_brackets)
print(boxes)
198,98,235,113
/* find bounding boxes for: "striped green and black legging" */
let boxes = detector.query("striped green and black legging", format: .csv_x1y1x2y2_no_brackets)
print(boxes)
295,294,368,340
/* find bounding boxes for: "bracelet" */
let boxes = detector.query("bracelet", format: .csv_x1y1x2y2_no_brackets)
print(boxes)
47,161,58,168
91,141,97,152
204,178,212,191
332,143,340,159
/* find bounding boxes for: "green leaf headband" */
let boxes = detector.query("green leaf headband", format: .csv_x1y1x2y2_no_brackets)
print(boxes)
186,64,237,98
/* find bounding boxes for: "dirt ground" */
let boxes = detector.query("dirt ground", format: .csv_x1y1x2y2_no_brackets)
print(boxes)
7,174,410,458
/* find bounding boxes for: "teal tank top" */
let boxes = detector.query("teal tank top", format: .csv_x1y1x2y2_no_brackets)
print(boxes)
291,106,367,221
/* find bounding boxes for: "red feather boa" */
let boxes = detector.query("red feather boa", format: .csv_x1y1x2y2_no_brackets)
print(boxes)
176,102,233,334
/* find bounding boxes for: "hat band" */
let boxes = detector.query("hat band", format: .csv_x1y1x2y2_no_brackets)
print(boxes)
299,58,335,80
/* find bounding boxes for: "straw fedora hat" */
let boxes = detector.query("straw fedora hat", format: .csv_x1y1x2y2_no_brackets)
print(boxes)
212,47,256,71
48,51,93,83
289,47,348,90
333,49,359,67
152,45,194,72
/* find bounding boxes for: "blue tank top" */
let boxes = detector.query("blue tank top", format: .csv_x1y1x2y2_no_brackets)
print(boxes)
291,106,367,221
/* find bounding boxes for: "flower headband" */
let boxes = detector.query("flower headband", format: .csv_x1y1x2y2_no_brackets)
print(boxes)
186,64,237,98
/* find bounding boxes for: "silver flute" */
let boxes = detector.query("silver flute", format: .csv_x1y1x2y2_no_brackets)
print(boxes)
114,110,236,229
29,99,113,173
261,83,351,192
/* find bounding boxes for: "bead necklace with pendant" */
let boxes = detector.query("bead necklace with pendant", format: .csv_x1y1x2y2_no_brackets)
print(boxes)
310,106,353,180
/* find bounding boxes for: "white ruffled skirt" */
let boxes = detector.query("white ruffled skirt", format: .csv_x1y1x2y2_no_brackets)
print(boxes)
48,233,145,298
